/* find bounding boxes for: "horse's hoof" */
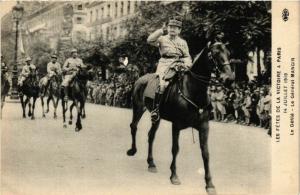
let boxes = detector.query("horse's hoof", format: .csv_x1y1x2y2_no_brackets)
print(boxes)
148,165,157,173
82,114,86,119
75,127,82,132
23,115,26,118
63,124,67,128
206,187,217,195
54,116,57,119
127,148,137,156
170,176,181,185
42,114,46,118
69,120,72,125
28,113,32,117
31,116,35,120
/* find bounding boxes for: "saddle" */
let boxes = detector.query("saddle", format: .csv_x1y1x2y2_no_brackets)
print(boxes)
144,67,182,100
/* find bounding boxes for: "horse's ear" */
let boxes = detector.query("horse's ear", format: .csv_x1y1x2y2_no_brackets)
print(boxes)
207,41,212,48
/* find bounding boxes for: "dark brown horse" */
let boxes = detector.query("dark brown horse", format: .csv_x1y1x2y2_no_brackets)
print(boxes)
127,41,234,194
19,71,40,120
40,75,62,118
1,73,10,118
62,67,93,131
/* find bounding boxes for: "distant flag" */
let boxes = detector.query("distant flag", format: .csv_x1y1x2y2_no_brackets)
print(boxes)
19,30,25,54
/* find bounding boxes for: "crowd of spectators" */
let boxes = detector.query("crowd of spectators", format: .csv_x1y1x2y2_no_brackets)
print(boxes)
208,78,271,135
87,64,271,135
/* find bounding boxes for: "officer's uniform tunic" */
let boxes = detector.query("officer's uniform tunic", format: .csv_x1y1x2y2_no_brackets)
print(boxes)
62,57,85,87
18,64,37,86
147,29,192,87
42,61,62,85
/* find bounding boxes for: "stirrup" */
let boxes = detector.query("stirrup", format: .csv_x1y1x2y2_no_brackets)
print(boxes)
151,108,160,122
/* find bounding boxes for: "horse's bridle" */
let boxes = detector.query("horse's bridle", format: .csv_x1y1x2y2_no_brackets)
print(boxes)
177,43,230,112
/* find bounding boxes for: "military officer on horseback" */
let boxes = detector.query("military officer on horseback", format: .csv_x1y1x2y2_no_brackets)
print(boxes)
61,48,86,101
1,55,8,79
147,16,192,121
40,54,62,97
18,57,37,87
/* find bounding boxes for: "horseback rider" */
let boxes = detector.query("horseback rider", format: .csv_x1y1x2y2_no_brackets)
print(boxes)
40,54,62,97
1,55,8,79
61,48,86,101
18,57,37,87
147,16,192,121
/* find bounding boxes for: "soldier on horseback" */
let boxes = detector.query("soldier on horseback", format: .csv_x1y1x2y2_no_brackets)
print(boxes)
1,55,8,79
147,16,192,121
61,49,86,101
18,57,37,88
40,54,62,97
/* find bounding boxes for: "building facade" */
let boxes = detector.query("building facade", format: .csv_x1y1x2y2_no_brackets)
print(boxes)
85,1,141,42
23,2,88,51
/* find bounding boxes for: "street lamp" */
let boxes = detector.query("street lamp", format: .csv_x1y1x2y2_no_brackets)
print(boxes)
11,1,24,99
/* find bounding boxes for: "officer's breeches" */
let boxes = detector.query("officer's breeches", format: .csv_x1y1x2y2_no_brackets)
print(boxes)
62,74,75,87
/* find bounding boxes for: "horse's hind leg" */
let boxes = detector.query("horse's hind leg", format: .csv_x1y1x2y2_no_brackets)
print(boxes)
31,97,37,120
69,102,74,125
198,123,216,194
81,104,86,119
127,104,145,156
147,120,160,173
170,124,181,185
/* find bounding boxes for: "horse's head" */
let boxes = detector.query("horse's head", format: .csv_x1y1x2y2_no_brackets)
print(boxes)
208,41,235,83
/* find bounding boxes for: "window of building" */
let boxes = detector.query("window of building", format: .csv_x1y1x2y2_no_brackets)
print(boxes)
76,17,82,24
134,2,138,12
101,7,104,18
90,11,93,23
107,4,111,17
127,1,131,14
115,2,118,18
121,1,124,16
96,9,99,20
77,4,83,10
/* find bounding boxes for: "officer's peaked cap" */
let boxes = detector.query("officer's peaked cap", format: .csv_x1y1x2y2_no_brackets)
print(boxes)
51,54,57,58
168,16,182,28
25,57,32,61
71,49,78,53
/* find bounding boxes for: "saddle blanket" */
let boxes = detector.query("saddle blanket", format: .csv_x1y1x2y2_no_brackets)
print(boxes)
144,74,159,99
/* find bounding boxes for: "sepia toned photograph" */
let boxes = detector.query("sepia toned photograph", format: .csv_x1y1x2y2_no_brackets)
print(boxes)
1,1,294,195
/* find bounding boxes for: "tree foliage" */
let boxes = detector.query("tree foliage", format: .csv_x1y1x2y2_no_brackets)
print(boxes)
109,1,271,73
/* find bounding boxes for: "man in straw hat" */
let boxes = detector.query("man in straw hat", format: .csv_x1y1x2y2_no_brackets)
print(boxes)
147,16,192,122
40,54,62,97
18,56,36,87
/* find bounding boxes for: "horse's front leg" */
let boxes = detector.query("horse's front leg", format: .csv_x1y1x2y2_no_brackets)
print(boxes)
170,124,181,185
198,121,216,195
41,96,46,117
147,120,160,173
62,96,67,128
27,98,32,117
53,97,59,119
81,103,86,119
74,100,82,132
69,102,74,125
46,96,51,113
20,95,26,118
31,97,37,120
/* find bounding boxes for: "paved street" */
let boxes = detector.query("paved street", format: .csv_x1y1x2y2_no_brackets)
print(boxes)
1,100,270,195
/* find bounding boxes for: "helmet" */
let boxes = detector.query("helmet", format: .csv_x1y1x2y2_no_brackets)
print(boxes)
25,57,32,62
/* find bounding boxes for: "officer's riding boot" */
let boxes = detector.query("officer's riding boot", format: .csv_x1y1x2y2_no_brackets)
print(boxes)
64,86,69,102
151,92,163,123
